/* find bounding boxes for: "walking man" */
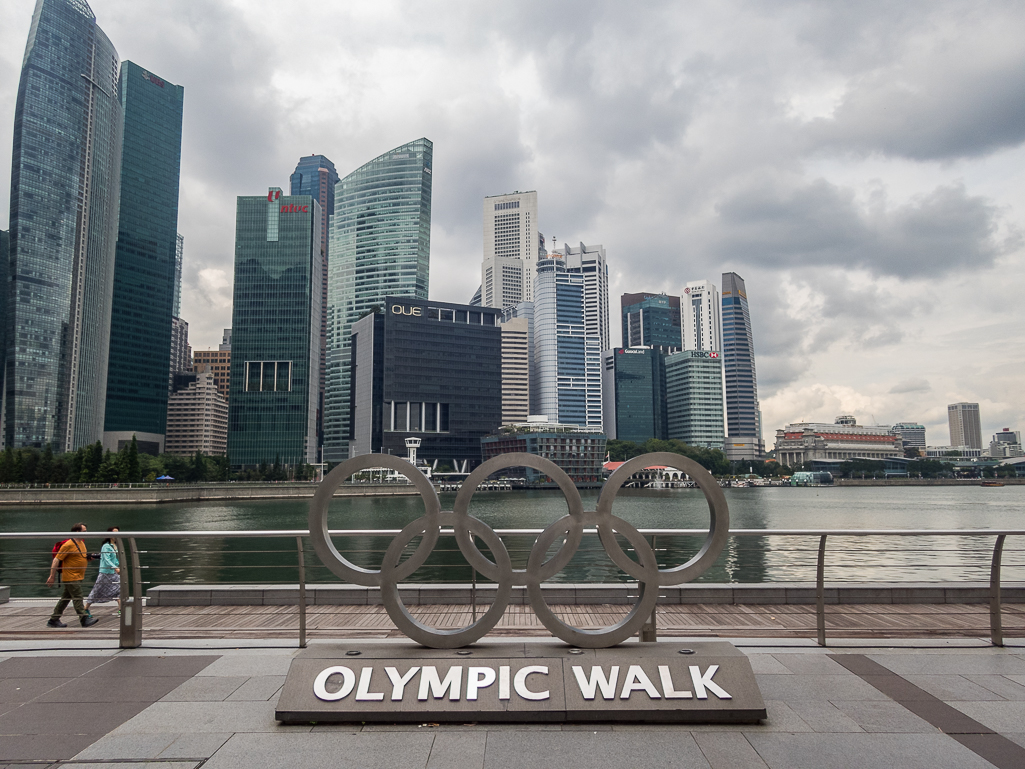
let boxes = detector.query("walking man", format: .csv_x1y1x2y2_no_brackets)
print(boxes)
46,523,99,628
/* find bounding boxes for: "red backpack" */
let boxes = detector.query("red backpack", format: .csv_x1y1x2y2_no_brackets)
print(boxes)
51,539,69,580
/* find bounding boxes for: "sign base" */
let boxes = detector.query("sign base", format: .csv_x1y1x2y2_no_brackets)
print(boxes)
276,640,766,725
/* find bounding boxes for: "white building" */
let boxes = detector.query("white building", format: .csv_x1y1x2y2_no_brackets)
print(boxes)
554,242,610,352
948,402,983,450
481,191,539,310
988,428,1023,458
682,279,721,353
165,373,229,456
499,314,531,425
774,416,902,466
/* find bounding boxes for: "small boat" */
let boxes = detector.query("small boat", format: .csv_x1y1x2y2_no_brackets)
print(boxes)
981,481,1005,487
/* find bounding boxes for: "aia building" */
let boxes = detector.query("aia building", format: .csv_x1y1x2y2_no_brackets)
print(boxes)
228,188,322,469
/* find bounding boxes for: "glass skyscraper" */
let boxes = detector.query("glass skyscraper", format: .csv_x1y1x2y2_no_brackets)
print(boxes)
601,347,673,443
228,189,322,467
721,272,763,460
6,0,123,451
324,138,433,462
103,62,184,452
665,350,725,450
621,292,682,348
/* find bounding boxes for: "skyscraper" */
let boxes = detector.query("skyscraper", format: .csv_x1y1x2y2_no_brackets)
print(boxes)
290,155,338,459
228,189,321,468
481,191,538,310
682,280,721,352
721,272,763,460
601,347,671,443
103,62,184,455
666,350,725,449
621,292,682,348
556,243,610,352
948,402,982,450
324,138,433,462
6,0,123,451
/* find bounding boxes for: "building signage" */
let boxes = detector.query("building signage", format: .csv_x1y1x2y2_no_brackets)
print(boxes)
267,189,281,202
276,643,766,724
280,204,309,213
391,304,422,316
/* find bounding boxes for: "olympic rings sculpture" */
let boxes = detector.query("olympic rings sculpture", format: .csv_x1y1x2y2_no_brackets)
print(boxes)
309,452,729,649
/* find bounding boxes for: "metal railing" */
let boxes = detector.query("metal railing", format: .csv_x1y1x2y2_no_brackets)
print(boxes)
1,528,1022,649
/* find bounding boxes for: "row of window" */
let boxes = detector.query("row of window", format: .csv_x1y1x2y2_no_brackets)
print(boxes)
245,361,292,392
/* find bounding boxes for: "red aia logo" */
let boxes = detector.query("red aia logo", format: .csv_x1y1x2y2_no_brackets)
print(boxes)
267,190,281,202
280,204,309,213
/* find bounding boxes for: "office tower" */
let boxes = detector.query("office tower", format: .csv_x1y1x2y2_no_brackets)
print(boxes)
324,138,433,462
948,402,983,450
104,62,184,455
601,347,674,443
555,243,611,351
892,422,926,449
665,350,725,449
193,349,231,401
989,428,1023,459
502,301,534,416
349,298,502,469
500,316,530,424
228,188,321,468
173,234,184,316
219,329,232,351
682,280,721,352
721,272,763,460
481,191,538,310
6,0,123,451
0,229,7,428
169,318,191,382
469,286,482,306
165,372,228,456
290,155,338,459
621,292,682,348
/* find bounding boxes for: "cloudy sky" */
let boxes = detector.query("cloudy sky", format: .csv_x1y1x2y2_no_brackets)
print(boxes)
1,0,1023,446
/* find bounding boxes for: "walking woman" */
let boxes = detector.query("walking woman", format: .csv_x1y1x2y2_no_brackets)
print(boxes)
85,527,121,615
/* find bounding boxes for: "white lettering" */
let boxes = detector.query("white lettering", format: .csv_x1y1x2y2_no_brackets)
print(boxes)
384,666,420,701
466,667,497,701
499,665,511,700
689,665,732,700
354,666,385,701
313,666,355,702
418,666,462,701
572,666,619,700
514,666,549,701
620,665,661,699
658,665,692,699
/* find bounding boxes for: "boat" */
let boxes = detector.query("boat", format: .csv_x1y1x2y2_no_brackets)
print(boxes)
981,481,1005,487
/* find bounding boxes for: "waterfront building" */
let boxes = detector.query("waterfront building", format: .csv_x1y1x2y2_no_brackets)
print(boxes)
104,62,185,457
193,349,231,401
988,428,1023,459
349,298,502,470
481,417,606,484
682,280,722,353
721,272,763,460
601,347,676,443
621,292,682,348
324,138,433,462
948,402,983,451
665,350,725,449
228,188,321,468
891,422,926,451
774,416,902,467
481,191,539,310
500,316,530,425
6,0,123,451
165,372,228,456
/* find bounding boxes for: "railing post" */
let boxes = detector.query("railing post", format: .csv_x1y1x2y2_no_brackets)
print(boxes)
296,536,307,648
990,534,1006,647
119,537,144,649
640,535,658,642
816,535,827,647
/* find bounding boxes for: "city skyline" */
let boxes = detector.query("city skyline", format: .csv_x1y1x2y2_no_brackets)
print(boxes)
1,0,1022,445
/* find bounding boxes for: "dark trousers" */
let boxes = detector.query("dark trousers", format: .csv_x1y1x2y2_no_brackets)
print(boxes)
51,580,88,620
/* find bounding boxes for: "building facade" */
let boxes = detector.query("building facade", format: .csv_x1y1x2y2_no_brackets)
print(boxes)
682,280,721,353
500,316,530,425
774,417,902,467
169,317,191,384
721,272,763,460
481,418,606,484
228,189,321,468
621,292,682,348
892,422,926,449
988,428,1022,459
193,349,231,401
325,138,433,462
104,62,184,454
348,298,502,470
165,372,228,456
665,350,724,449
601,347,674,444
6,0,123,451
948,402,983,450
481,191,538,310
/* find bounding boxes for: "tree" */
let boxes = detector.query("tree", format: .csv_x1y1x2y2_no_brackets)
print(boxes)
80,441,103,482
37,444,55,483
97,450,119,483
122,435,142,482
189,451,208,482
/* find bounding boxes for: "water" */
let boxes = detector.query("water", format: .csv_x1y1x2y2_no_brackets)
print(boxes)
1,485,1022,597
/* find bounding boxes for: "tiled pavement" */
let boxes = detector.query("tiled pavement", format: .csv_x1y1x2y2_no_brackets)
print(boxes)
1,640,1024,768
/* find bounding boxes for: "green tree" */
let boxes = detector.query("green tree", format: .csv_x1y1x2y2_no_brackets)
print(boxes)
97,450,120,483
37,444,55,483
80,441,103,482
122,435,142,482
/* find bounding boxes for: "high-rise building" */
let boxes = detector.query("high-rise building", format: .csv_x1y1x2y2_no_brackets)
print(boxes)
103,62,184,455
948,402,983,450
891,422,926,449
481,191,538,310
349,298,502,469
621,292,682,348
500,316,530,425
165,372,228,457
682,280,721,352
721,272,763,460
0,228,8,435
173,234,184,317
555,243,610,351
6,0,123,451
290,155,338,461
324,138,433,462
193,349,231,401
169,318,191,384
988,428,1023,459
665,350,725,450
228,189,321,468
601,347,673,443
219,329,231,351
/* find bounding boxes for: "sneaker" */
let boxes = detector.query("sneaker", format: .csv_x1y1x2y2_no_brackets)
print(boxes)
116,610,121,617
81,615,98,628
46,619,67,628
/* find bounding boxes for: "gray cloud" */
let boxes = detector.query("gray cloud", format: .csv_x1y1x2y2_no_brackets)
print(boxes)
890,378,931,394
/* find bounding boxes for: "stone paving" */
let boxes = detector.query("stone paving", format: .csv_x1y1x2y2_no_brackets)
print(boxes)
1,638,1024,768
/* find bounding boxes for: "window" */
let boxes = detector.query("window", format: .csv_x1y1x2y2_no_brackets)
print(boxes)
245,361,292,392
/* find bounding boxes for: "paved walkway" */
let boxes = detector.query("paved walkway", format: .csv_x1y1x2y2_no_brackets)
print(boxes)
1,636,1024,768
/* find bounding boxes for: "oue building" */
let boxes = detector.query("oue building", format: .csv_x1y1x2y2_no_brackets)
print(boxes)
349,298,502,471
